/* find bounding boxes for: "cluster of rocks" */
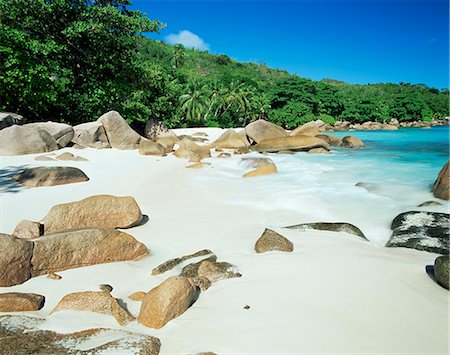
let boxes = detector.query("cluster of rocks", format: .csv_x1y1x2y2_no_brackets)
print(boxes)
324,117,448,132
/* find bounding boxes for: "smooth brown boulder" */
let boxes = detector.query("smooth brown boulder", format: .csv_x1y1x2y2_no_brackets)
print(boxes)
97,110,142,149
12,220,43,240
432,161,449,200
290,121,320,137
255,228,294,253
252,135,330,153
341,135,365,148
0,293,45,312
139,139,167,156
308,147,330,154
41,195,142,234
31,228,148,276
156,137,178,153
72,121,111,148
197,260,242,283
243,163,277,177
0,315,161,354
173,138,211,161
0,234,33,287
52,291,134,325
245,119,288,144
129,291,147,301
0,125,58,155
138,276,197,329
316,134,342,147
26,122,74,148
212,129,249,149
13,167,89,187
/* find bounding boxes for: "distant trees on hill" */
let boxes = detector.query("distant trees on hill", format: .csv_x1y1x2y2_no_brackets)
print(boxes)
0,0,448,128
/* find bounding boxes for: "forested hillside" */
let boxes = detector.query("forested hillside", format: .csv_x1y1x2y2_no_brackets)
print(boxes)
1,0,448,129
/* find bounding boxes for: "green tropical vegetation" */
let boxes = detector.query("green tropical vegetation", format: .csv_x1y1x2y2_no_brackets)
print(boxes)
1,0,448,129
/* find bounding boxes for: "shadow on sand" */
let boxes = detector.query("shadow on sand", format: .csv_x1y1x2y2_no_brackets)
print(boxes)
0,165,28,194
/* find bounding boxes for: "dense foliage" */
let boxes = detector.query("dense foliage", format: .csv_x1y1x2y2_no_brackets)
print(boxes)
1,1,448,128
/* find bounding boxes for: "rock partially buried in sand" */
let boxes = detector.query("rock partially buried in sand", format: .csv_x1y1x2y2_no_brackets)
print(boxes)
13,166,89,187
41,195,142,234
285,222,368,240
55,152,88,161
197,260,242,283
179,255,218,279
255,228,294,253
217,152,231,158
245,119,288,144
152,249,214,276
139,139,167,156
31,228,147,276
0,293,45,312
138,276,198,329
34,154,55,161
434,255,449,290
386,211,449,254
252,135,330,153
52,291,134,325
432,161,449,200
0,125,58,156
173,138,211,161
98,110,143,149
341,135,365,148
242,157,277,177
129,291,147,301
186,162,211,169
12,220,43,240
72,121,111,148
0,234,33,287
212,129,249,149
0,315,161,354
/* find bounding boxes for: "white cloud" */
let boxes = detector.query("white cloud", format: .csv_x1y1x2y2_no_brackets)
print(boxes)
165,30,210,51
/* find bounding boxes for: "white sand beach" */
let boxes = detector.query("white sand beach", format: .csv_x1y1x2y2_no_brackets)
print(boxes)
0,127,448,354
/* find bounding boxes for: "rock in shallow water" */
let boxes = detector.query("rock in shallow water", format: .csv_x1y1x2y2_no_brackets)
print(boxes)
285,222,368,240
0,315,161,354
386,211,449,254
432,161,449,200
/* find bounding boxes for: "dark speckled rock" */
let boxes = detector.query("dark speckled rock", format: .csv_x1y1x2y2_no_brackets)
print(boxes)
285,222,367,240
386,211,449,254
434,255,449,290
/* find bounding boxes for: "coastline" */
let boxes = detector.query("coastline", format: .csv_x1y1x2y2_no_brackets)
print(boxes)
1,126,448,354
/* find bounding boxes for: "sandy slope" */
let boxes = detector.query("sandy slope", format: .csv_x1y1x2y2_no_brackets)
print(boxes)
0,128,448,354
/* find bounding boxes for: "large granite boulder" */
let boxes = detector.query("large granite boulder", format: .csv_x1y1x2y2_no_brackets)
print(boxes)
41,195,142,234
341,135,365,148
97,110,142,149
31,228,148,276
0,125,58,155
0,112,24,130
0,234,33,287
13,167,89,187
290,121,320,137
26,122,74,148
0,293,45,312
245,119,288,144
434,255,449,290
255,228,294,253
386,211,449,254
0,315,161,354
252,135,330,153
138,276,197,329
285,222,368,240
432,161,449,200
72,121,110,148
144,117,178,141
173,138,211,161
212,129,249,149
52,291,134,325
316,134,342,147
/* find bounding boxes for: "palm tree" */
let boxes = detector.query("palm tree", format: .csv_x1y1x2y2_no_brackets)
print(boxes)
171,44,186,69
179,81,208,124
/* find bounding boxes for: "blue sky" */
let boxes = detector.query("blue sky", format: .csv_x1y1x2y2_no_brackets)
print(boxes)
132,0,449,89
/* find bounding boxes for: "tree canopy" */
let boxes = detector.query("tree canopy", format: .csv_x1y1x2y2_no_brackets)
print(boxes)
1,0,448,128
